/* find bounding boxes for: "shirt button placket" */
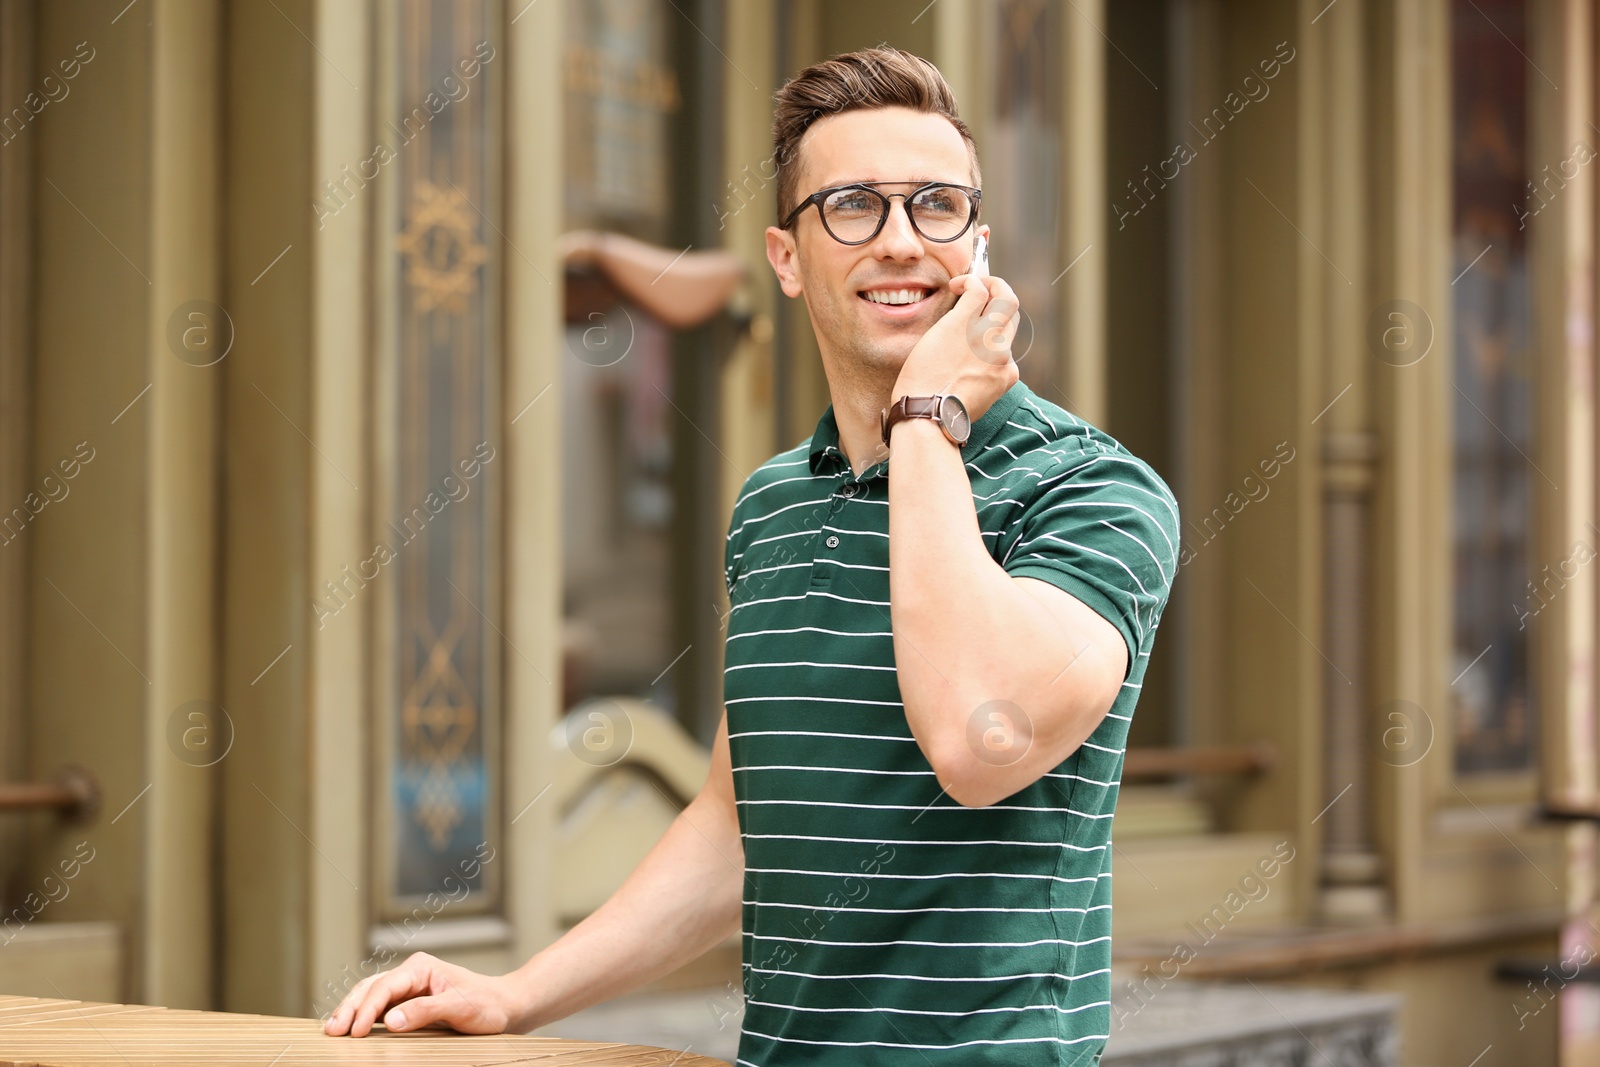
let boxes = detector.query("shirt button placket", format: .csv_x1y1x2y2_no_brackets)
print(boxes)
822,476,849,553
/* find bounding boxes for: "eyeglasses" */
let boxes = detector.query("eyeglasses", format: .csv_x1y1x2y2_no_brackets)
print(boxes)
780,181,982,246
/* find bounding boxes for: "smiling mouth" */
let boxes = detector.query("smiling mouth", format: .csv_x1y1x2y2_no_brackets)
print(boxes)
859,287,933,307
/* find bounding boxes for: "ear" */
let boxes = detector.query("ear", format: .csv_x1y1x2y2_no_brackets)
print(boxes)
765,225,805,299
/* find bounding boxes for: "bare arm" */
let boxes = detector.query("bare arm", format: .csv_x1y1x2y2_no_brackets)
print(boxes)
887,274,1125,808
557,229,745,329
506,707,744,1029
325,708,744,1037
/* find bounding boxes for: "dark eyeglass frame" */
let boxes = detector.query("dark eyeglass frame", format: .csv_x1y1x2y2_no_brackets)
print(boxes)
779,180,983,246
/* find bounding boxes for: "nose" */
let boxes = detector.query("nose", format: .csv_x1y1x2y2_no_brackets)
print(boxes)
873,196,924,260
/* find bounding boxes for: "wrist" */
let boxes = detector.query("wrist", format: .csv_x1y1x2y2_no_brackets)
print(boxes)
888,413,947,439
887,411,961,454
883,391,971,449
890,382,952,405
501,959,551,1033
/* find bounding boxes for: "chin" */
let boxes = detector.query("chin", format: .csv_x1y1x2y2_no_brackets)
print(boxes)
854,339,916,379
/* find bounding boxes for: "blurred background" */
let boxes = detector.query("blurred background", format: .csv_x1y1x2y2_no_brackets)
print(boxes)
0,0,1590,1063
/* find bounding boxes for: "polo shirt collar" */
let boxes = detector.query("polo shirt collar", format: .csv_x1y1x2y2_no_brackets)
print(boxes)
806,405,847,475
806,381,1032,477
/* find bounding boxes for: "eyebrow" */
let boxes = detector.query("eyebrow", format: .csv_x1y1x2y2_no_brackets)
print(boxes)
819,177,965,189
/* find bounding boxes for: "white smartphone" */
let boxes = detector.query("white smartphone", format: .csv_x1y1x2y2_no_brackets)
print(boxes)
970,232,989,278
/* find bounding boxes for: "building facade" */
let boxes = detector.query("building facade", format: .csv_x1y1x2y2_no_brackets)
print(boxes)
0,0,1594,1062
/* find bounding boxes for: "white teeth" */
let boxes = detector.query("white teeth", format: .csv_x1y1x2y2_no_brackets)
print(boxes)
863,288,926,306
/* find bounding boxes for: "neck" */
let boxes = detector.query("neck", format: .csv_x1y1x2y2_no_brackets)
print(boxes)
821,357,897,478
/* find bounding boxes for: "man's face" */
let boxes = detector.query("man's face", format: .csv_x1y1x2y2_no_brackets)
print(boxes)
766,107,980,380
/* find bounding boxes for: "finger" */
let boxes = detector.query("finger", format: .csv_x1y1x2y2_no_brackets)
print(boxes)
978,275,1019,316
976,324,1013,366
995,302,1021,347
385,989,488,1035
981,294,1019,330
346,964,435,1038
327,971,393,1035
964,276,1016,332
953,273,991,314
381,993,443,1033
325,972,387,1035
974,278,1021,366
967,304,1017,367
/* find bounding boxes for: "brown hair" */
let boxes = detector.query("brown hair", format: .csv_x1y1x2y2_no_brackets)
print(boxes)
771,46,980,224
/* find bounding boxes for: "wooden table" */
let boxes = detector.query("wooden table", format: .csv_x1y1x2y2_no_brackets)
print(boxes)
0,995,728,1066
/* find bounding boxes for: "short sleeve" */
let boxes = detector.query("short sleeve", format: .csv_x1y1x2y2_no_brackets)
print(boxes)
999,448,1180,669
724,473,757,598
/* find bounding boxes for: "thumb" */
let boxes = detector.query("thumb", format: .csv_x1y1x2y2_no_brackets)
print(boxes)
952,273,992,309
387,988,500,1034
961,281,1010,365
383,994,453,1032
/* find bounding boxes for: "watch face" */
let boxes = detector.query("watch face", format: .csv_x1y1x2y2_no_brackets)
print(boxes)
940,395,972,444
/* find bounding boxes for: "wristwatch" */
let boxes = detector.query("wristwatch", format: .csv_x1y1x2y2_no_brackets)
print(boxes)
881,394,972,448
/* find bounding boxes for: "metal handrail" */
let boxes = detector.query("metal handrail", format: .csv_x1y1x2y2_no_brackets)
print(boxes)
0,766,100,822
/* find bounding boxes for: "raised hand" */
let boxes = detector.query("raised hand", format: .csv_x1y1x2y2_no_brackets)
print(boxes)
892,271,1021,422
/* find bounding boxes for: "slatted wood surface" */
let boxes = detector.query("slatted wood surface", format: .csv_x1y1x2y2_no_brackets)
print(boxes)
0,996,727,1066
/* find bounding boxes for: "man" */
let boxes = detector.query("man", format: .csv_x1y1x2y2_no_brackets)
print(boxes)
326,46,1178,1065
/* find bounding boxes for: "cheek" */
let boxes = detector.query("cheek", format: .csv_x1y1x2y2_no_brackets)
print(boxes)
796,257,838,305
795,262,850,329
810,253,863,305
940,247,970,278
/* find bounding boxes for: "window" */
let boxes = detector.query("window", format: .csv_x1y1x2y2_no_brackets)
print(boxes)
561,0,682,716
372,0,504,920
560,0,727,743
1449,0,1535,776
1103,0,1180,751
983,0,1066,404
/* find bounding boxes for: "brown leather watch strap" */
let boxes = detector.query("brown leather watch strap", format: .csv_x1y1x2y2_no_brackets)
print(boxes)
880,395,943,447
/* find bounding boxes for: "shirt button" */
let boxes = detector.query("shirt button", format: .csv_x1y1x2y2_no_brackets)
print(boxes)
825,535,840,549
840,484,857,498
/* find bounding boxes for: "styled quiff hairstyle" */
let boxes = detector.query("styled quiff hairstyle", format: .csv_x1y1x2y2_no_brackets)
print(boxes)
771,46,981,225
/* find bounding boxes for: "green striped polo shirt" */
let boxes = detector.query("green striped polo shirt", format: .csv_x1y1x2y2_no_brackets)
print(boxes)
722,379,1180,1066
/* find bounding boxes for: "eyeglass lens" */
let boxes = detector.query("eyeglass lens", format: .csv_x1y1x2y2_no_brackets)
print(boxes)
820,186,974,243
